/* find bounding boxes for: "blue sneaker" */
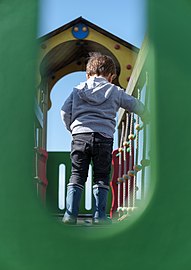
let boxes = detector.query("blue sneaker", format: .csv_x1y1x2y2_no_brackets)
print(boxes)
62,215,77,225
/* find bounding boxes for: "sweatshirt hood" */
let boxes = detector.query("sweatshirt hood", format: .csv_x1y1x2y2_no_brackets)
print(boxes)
76,76,114,105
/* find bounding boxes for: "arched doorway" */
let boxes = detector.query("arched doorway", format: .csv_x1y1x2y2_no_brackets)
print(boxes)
35,17,139,214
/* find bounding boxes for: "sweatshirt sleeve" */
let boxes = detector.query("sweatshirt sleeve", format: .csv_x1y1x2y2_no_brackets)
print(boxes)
60,92,73,132
119,89,150,123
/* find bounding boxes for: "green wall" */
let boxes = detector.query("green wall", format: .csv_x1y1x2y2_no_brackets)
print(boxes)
1,0,191,269
46,152,112,215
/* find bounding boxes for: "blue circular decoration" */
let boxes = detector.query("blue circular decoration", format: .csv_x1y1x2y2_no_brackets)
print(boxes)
72,23,89,39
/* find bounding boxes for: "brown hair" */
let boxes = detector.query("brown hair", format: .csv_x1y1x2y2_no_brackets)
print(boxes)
86,52,116,78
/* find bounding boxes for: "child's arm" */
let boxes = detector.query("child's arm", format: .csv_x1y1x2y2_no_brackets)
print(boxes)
119,90,150,124
60,92,73,132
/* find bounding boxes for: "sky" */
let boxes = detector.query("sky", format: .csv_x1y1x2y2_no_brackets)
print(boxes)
38,0,147,151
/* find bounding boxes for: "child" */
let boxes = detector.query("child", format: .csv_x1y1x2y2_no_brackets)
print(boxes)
61,52,149,224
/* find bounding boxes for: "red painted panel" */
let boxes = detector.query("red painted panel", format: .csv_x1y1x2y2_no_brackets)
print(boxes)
36,148,48,203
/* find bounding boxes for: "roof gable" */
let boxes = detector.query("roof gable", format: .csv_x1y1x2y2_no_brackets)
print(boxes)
39,16,139,52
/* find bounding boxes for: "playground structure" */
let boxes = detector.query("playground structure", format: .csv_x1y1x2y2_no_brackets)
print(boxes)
110,87,150,220
3,1,191,268
34,17,150,220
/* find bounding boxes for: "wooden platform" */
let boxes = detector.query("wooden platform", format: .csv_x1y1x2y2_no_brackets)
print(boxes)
56,215,119,227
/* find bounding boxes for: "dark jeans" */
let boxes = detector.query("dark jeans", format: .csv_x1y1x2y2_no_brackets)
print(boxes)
69,133,113,187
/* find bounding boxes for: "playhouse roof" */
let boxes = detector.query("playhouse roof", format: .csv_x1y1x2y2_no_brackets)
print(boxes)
39,16,139,52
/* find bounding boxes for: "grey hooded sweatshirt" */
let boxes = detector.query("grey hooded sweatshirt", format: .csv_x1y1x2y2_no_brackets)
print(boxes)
61,76,146,138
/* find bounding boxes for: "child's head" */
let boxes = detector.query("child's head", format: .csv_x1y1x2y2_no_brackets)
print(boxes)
86,52,117,82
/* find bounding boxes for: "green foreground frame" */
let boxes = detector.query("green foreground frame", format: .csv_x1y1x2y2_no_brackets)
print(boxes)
1,1,191,269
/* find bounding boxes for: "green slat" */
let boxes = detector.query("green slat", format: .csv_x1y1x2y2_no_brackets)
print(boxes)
46,152,112,215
